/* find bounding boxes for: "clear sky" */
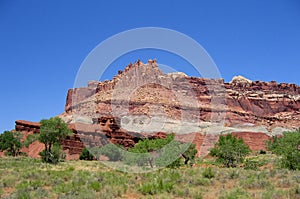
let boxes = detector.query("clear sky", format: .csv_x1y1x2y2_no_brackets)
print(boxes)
0,0,299,132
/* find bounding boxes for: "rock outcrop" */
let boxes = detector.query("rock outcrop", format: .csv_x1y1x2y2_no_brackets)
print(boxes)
65,60,300,131
13,59,300,158
14,117,167,159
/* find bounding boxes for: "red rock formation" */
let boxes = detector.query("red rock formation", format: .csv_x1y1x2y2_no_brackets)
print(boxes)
14,120,83,160
13,60,300,159
11,119,281,159
231,132,271,151
175,132,271,157
65,60,300,130
13,117,168,159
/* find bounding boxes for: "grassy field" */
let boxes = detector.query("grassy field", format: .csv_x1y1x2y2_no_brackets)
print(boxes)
1,155,300,199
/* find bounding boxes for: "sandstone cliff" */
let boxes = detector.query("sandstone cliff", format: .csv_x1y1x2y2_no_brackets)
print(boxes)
13,59,300,158
64,60,300,133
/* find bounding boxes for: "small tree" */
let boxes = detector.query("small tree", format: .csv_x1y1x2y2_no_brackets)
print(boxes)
181,143,197,165
125,134,175,167
79,148,95,160
267,129,300,170
38,117,72,163
0,131,22,156
210,134,251,167
124,134,197,168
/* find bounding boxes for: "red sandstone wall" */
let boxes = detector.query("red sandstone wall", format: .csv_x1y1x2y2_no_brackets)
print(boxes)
65,61,300,129
231,132,271,151
13,119,273,160
15,120,85,160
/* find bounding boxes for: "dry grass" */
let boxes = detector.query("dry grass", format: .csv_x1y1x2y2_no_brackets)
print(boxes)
0,154,300,199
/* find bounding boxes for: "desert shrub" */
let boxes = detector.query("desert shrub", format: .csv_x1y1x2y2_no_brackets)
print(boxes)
220,188,251,199
88,181,101,192
155,140,183,168
23,133,38,147
0,187,3,198
276,178,293,188
2,175,18,188
289,185,300,198
259,150,267,154
79,148,95,160
202,167,215,179
240,172,272,189
267,129,300,170
0,131,22,156
228,169,240,179
138,177,174,195
194,177,211,186
210,134,251,167
97,144,124,161
261,188,287,199
190,191,203,199
244,159,259,170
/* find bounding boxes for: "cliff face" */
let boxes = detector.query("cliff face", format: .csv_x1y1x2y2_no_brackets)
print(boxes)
15,120,84,160
14,118,167,159
64,60,300,132
13,60,300,158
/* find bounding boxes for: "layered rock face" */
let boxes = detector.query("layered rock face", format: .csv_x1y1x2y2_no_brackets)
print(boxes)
64,60,300,131
15,117,167,159
15,59,300,158
15,120,84,160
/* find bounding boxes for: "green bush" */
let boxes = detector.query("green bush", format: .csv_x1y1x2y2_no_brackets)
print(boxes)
244,159,259,170
124,134,197,168
155,140,184,168
209,134,251,168
23,133,38,147
0,131,22,156
79,148,95,160
138,177,174,195
97,144,124,161
267,129,300,170
220,188,251,199
194,177,211,186
124,134,174,167
202,167,215,179
228,169,240,179
88,181,101,192
239,172,271,189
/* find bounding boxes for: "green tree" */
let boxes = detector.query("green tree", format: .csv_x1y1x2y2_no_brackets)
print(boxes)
124,134,197,168
125,134,175,168
0,131,22,156
181,143,197,165
79,148,95,160
267,129,300,170
210,134,251,168
38,117,72,163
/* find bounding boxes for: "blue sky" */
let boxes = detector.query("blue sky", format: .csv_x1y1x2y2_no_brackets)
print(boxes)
0,0,299,132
